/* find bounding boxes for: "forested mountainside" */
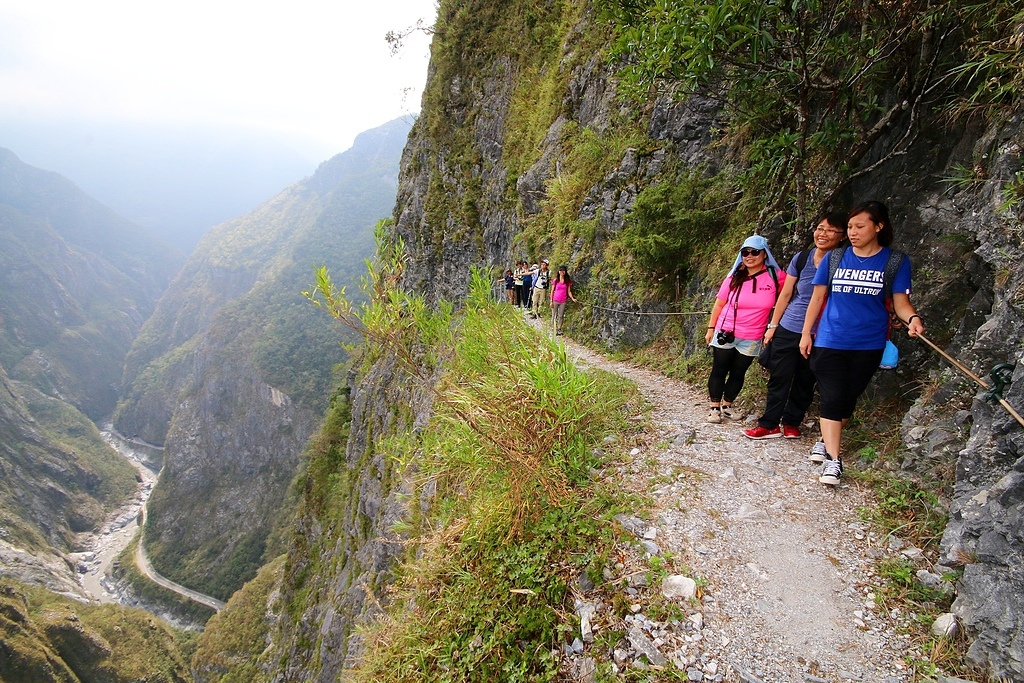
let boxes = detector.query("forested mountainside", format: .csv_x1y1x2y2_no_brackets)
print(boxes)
113,117,413,602
0,149,180,593
205,1,1024,681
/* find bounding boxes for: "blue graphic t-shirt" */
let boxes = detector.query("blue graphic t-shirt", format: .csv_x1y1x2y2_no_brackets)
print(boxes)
779,250,819,333
811,247,912,350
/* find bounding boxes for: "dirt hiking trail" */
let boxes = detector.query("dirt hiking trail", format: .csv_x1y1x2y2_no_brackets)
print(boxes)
561,334,916,683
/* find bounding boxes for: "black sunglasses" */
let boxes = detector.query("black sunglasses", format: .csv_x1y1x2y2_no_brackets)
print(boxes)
740,248,763,257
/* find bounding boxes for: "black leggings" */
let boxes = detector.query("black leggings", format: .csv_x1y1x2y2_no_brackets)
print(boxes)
759,326,816,429
708,345,755,403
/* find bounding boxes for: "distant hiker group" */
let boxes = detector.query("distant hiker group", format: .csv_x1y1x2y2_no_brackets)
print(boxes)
704,200,924,487
499,259,577,336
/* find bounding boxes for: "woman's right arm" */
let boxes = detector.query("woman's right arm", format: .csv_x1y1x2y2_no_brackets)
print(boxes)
799,285,828,358
705,298,726,345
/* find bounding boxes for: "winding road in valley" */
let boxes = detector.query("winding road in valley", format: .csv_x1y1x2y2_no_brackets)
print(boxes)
134,506,225,612
77,429,224,613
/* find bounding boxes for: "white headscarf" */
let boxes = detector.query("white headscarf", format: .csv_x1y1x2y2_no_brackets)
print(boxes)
728,234,780,276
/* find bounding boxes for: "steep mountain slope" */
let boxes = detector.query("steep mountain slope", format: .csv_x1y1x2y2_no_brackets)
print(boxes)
253,1,1024,680
0,148,183,419
115,117,413,600
0,150,181,592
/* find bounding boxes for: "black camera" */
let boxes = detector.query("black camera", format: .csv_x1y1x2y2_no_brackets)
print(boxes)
716,330,735,345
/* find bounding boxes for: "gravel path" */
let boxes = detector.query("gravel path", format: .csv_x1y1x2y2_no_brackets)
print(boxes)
559,334,914,683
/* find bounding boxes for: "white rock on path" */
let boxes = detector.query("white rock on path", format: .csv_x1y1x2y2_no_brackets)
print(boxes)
662,574,697,600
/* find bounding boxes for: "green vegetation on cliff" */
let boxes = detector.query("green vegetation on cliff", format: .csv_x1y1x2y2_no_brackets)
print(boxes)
191,556,285,683
300,260,645,680
600,0,1024,227
0,367,137,555
0,578,195,683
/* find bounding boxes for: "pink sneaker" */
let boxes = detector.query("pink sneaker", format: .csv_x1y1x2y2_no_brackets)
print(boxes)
743,425,781,440
782,424,802,439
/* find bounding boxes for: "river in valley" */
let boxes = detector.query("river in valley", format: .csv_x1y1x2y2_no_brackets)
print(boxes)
70,426,161,604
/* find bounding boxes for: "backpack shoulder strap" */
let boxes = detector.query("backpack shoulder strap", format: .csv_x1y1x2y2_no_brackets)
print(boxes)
795,248,811,275
882,249,906,301
790,249,812,300
826,246,848,287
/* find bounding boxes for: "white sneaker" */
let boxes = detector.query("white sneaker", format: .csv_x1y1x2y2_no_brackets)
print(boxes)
707,408,722,424
809,440,828,463
720,406,744,421
820,457,843,486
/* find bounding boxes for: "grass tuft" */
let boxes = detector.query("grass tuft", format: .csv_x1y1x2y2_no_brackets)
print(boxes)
340,272,644,681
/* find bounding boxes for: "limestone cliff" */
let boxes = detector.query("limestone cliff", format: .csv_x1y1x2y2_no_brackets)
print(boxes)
117,118,413,601
260,2,1024,679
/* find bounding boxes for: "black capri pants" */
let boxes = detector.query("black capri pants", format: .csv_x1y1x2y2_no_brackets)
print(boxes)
708,345,756,403
809,347,884,421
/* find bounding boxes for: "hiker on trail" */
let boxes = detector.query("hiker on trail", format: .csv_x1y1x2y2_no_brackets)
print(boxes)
744,212,847,441
799,200,924,486
705,235,786,424
522,263,536,309
499,268,515,304
530,259,551,319
514,262,527,307
549,265,577,336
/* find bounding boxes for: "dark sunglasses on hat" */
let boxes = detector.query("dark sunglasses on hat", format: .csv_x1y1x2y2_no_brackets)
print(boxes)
740,248,763,257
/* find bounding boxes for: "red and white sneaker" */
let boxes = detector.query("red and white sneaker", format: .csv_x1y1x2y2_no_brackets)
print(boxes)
781,424,802,439
743,425,782,440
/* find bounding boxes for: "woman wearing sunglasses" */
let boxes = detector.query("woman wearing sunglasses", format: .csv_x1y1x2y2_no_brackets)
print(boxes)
744,211,847,440
799,201,924,485
705,235,786,423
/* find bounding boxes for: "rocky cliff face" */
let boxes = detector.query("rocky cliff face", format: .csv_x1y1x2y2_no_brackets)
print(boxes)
119,118,413,600
269,355,435,681
932,114,1024,679
260,3,1024,679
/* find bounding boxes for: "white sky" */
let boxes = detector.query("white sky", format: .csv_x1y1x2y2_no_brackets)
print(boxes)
0,0,436,155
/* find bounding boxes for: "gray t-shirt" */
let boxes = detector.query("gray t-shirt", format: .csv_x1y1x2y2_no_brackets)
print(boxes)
779,250,818,333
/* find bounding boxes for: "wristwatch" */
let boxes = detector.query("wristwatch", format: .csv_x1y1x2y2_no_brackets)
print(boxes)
767,323,778,329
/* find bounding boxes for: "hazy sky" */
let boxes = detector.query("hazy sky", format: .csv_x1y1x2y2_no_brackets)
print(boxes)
0,0,436,157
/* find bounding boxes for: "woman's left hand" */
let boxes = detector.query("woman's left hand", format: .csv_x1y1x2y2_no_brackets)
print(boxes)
907,316,925,337
799,332,814,358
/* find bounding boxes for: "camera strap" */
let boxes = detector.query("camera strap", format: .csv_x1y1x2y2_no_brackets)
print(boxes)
726,283,740,333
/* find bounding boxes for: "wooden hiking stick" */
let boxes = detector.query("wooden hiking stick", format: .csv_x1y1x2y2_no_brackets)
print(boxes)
914,331,1024,429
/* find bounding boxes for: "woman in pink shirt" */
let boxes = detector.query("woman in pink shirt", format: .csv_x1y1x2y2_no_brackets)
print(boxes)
704,235,785,423
549,266,577,336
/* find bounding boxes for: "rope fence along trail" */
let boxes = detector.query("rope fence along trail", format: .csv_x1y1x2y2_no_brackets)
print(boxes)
585,302,710,317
